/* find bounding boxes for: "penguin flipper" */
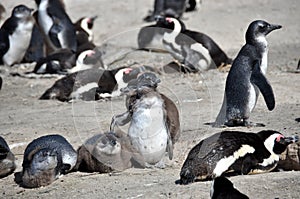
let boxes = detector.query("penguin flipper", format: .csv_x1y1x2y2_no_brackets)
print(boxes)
250,61,275,110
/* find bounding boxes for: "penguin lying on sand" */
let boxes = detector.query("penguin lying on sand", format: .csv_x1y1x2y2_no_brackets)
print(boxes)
178,130,298,184
0,5,34,66
210,177,249,199
39,67,144,101
159,17,232,72
110,72,178,168
0,136,16,178
74,130,145,173
21,134,77,188
213,20,281,127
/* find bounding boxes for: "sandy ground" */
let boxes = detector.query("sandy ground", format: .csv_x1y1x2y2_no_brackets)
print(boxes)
0,0,299,198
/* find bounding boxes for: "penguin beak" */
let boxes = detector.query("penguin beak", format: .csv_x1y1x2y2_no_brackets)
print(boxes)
268,24,282,33
91,16,98,21
278,135,299,145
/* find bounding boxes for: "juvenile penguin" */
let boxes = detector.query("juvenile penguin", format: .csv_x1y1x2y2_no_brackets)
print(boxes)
74,130,145,173
21,134,77,188
35,0,77,52
162,17,231,72
39,67,140,101
110,72,174,168
210,177,249,199
111,72,180,144
0,5,34,66
277,142,300,171
214,20,282,127
0,136,16,178
178,130,298,184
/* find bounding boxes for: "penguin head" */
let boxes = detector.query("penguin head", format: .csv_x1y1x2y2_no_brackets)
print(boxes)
95,133,121,156
258,130,298,155
12,5,33,18
30,148,58,173
155,16,186,32
246,20,282,44
136,72,161,90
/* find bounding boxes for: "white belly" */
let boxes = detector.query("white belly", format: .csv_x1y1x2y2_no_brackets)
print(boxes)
3,22,33,66
248,84,257,113
38,0,53,36
129,101,168,164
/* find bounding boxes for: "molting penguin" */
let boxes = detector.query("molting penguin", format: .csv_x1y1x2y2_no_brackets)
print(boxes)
110,72,175,168
0,136,16,178
39,67,141,101
161,17,231,72
21,134,77,188
0,5,34,66
277,142,300,171
111,72,180,144
74,130,145,173
214,20,281,127
35,0,77,53
210,177,249,199
178,130,298,184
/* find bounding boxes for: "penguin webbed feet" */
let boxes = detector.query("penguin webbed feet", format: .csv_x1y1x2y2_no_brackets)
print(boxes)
224,119,265,127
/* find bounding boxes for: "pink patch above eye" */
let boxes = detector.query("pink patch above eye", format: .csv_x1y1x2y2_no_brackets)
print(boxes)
276,134,284,142
124,68,132,74
166,17,173,23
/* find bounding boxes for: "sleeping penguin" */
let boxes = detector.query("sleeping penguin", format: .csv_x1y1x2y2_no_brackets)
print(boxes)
0,5,35,66
21,134,77,188
214,20,281,127
178,130,298,184
210,177,249,199
73,130,145,173
0,136,16,178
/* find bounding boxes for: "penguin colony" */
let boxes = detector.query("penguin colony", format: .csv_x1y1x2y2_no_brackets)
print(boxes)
0,0,299,198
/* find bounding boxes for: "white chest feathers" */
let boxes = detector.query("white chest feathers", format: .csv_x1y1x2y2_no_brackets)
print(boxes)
129,95,168,164
256,36,268,75
38,0,53,35
3,20,34,66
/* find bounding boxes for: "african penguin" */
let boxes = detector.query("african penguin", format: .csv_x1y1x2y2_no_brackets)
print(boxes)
143,0,187,22
110,72,175,168
74,16,97,43
210,177,249,199
21,134,77,188
0,5,34,66
111,72,180,144
161,17,232,72
214,20,281,127
39,67,141,101
35,0,77,53
73,130,145,173
0,136,16,178
178,130,298,184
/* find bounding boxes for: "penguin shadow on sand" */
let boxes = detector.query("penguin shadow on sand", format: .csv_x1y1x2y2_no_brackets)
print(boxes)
205,20,282,128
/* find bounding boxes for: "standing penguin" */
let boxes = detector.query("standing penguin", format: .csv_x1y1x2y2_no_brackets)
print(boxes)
161,17,232,72
21,134,77,188
110,72,175,168
0,5,34,66
0,136,16,178
178,130,298,184
35,0,77,53
214,20,281,127
210,177,249,199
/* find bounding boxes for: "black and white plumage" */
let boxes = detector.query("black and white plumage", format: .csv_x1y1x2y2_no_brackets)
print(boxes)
178,130,298,184
214,20,282,127
74,130,145,173
35,0,77,52
21,134,77,188
0,136,16,178
39,67,142,101
74,16,97,43
110,72,175,168
0,5,34,66
161,17,232,72
210,177,249,199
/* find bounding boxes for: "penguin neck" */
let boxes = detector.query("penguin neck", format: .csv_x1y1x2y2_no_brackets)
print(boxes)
164,20,182,43
81,19,93,42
